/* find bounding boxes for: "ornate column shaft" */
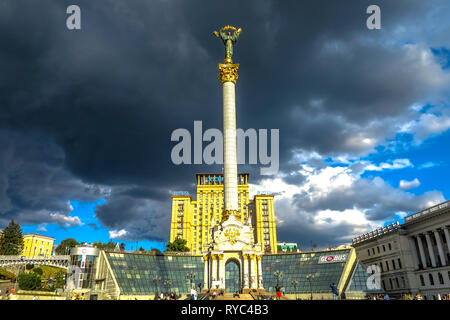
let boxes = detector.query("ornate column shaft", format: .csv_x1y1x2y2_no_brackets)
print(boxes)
416,235,427,268
212,255,217,282
243,254,249,289
250,254,257,289
203,255,209,290
425,233,437,267
434,230,447,266
218,254,225,288
256,255,263,289
219,63,240,222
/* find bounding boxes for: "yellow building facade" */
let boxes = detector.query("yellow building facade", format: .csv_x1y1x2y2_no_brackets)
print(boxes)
170,173,277,255
22,233,55,257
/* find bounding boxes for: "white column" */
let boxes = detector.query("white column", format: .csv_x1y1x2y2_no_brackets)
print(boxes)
257,256,264,289
425,233,437,267
416,235,427,268
434,230,447,266
408,237,420,269
219,255,225,288
223,81,238,213
212,255,217,282
444,227,450,254
203,256,209,290
243,255,249,289
250,256,257,289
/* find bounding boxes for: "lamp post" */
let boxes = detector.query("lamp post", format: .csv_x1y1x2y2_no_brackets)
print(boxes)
306,274,315,300
163,280,172,295
186,271,197,289
291,280,299,300
152,274,161,300
273,270,283,287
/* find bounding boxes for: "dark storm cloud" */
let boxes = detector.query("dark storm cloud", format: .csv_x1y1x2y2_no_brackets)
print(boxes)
1,0,449,244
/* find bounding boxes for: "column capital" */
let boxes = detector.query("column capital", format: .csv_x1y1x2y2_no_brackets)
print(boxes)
256,255,263,261
218,63,239,84
203,255,209,261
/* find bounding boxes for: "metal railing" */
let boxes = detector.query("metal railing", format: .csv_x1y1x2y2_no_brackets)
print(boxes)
404,200,450,223
352,222,400,245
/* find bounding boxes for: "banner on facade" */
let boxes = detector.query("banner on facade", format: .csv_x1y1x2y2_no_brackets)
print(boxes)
318,254,348,264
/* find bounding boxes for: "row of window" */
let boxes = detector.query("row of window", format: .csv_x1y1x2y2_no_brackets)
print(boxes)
419,271,449,287
377,258,402,272
367,243,392,257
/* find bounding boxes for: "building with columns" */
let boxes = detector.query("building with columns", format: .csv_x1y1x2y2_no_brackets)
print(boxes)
353,200,450,299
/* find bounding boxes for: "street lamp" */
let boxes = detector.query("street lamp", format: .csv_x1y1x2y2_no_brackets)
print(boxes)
163,280,172,295
152,274,161,299
273,270,283,287
186,271,197,290
291,279,299,300
306,274,315,300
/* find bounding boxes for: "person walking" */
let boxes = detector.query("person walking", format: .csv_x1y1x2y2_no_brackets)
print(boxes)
275,285,281,300
330,283,338,300
190,287,196,300
193,288,198,300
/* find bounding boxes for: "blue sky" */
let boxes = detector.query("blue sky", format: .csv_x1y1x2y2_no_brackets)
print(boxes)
22,199,167,251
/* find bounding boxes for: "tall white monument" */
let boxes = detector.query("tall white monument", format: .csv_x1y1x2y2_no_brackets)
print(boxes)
202,26,265,294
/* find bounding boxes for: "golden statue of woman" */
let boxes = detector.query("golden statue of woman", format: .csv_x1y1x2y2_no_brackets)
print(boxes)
213,25,242,63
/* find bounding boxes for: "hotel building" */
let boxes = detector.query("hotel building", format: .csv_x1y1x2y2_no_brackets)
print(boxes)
169,173,277,255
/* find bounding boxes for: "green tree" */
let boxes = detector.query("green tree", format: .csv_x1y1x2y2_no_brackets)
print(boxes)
33,267,44,276
165,238,189,252
18,272,42,290
150,248,163,255
55,238,78,255
25,264,35,270
120,243,126,251
55,270,66,288
0,220,23,255
94,241,116,250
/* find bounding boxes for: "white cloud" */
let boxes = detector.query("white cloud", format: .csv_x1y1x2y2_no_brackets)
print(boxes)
399,178,421,190
363,159,413,171
109,229,128,239
49,213,83,227
37,225,47,232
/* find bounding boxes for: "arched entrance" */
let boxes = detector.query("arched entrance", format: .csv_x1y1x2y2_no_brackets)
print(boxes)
225,259,240,293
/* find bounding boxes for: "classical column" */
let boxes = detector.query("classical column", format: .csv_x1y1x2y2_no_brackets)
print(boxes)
218,62,240,222
416,235,428,268
434,230,447,266
250,254,257,289
425,233,437,267
408,237,420,269
256,255,264,289
243,254,249,289
203,255,209,290
444,227,450,254
211,254,217,282
218,254,225,288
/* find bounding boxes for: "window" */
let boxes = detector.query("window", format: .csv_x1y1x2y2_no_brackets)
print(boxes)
389,278,393,289
429,274,434,286
395,278,400,288
377,247,380,254
380,262,383,272
368,249,371,257
438,272,444,285
372,248,375,255
385,261,389,271
388,243,392,250
420,275,425,286
397,258,402,269
382,245,386,252
392,260,396,270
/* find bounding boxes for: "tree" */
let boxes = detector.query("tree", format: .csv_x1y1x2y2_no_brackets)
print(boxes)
150,248,163,255
18,272,42,290
55,238,78,255
33,267,44,276
25,264,35,270
165,238,189,252
0,220,23,255
94,241,116,250
120,243,126,251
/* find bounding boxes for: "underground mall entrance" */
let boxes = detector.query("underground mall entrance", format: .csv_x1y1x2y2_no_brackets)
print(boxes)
225,259,241,293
